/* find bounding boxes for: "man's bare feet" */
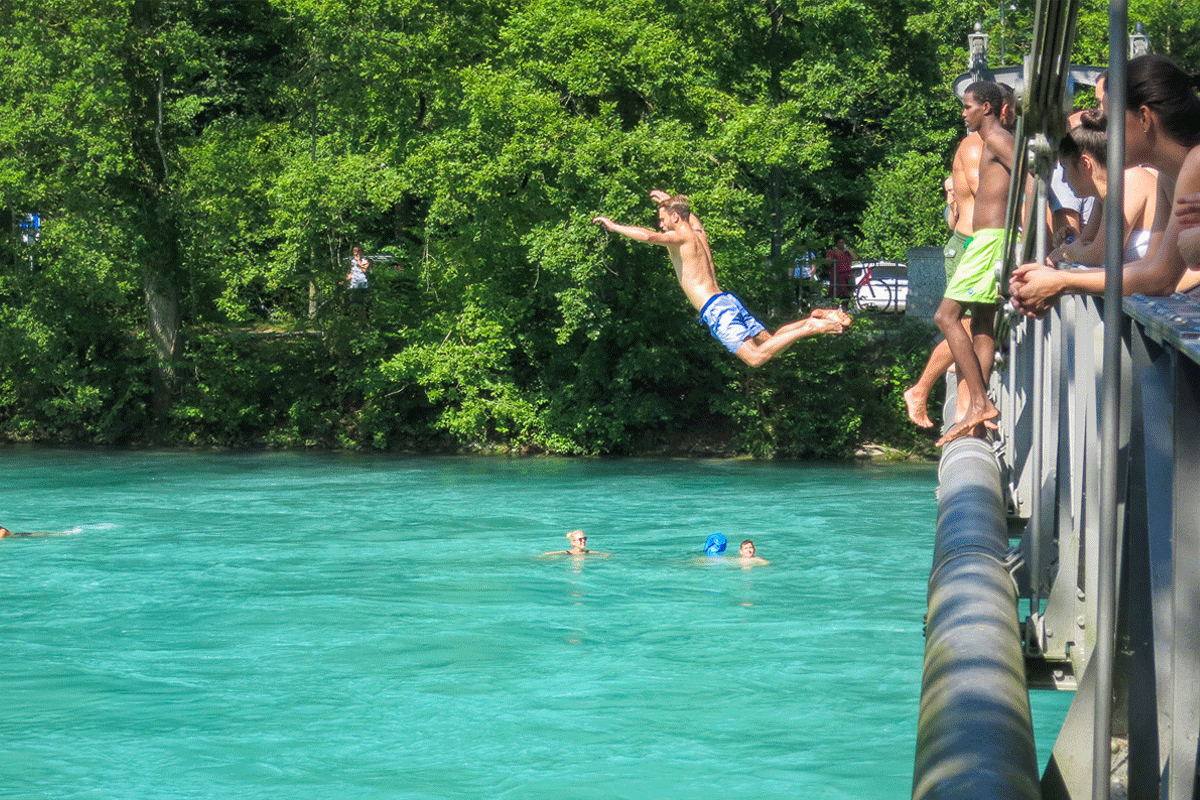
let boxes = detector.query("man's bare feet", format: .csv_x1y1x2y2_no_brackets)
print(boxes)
811,307,852,327
807,317,846,336
935,405,999,447
903,385,934,428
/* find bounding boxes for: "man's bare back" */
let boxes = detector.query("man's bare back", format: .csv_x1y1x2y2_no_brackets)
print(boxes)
952,132,983,237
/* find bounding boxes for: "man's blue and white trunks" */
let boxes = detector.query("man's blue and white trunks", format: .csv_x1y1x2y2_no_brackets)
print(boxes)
699,292,766,353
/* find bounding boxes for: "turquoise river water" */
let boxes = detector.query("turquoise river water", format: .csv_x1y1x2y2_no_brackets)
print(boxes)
0,449,1070,799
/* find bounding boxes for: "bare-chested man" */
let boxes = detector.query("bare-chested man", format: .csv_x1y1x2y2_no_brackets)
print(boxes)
593,192,850,367
905,84,1016,432
904,126,983,428
932,82,1013,446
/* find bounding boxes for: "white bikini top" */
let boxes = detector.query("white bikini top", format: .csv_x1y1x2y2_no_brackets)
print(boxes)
1125,229,1151,263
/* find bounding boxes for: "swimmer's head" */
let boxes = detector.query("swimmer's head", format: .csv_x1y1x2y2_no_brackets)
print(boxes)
739,539,755,557
566,529,586,549
704,533,727,555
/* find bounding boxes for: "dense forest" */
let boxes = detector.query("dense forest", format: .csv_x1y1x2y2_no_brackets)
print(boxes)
0,0,1195,456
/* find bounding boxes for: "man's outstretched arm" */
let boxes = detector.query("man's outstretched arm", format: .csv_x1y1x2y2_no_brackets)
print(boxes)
593,216,683,246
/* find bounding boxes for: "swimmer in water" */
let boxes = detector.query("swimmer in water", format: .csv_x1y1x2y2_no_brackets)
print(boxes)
540,529,610,558
0,525,56,538
737,539,770,566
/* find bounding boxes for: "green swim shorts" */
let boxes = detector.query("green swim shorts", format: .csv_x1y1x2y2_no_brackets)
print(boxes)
944,228,1003,305
944,230,973,283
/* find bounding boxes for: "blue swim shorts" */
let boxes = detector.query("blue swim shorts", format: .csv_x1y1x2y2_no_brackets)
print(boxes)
698,293,766,354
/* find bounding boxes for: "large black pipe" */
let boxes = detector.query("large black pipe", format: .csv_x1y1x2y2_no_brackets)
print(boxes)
913,437,1040,800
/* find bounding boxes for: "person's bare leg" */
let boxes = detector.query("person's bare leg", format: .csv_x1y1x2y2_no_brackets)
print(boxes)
905,340,951,428
961,306,998,434
734,316,845,367
953,372,970,423
906,319,971,428
971,307,997,383
933,298,998,446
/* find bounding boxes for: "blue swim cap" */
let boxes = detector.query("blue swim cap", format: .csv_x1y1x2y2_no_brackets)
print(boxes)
704,533,727,554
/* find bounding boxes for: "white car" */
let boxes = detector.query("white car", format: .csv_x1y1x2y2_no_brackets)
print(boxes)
851,261,908,313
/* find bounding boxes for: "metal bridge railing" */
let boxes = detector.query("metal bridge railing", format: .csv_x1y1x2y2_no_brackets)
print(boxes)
999,291,1200,800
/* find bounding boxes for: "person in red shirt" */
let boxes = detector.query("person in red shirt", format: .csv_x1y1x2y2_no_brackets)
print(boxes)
825,234,857,300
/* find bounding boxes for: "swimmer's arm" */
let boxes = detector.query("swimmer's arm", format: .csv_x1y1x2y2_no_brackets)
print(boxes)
1181,225,1200,269
592,217,686,247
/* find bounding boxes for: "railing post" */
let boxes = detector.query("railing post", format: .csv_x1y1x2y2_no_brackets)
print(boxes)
1092,2,1128,797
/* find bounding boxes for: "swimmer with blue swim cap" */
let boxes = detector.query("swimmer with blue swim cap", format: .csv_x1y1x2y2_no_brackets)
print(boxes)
703,533,727,555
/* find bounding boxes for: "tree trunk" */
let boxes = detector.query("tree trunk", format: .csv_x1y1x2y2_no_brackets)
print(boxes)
130,0,181,423
144,265,180,419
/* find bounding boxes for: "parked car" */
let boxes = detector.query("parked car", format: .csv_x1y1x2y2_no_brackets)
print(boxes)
851,260,908,313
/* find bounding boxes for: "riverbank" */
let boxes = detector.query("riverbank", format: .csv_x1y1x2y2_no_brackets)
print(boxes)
0,315,943,460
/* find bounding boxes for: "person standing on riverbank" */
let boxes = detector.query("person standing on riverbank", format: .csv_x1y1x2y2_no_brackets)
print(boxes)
823,235,857,301
346,246,370,291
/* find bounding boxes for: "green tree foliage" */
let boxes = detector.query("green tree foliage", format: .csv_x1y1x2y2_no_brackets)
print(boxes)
0,0,1193,455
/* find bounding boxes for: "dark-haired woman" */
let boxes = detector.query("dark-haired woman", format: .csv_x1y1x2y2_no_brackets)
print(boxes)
1044,109,1162,267
1011,55,1200,315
